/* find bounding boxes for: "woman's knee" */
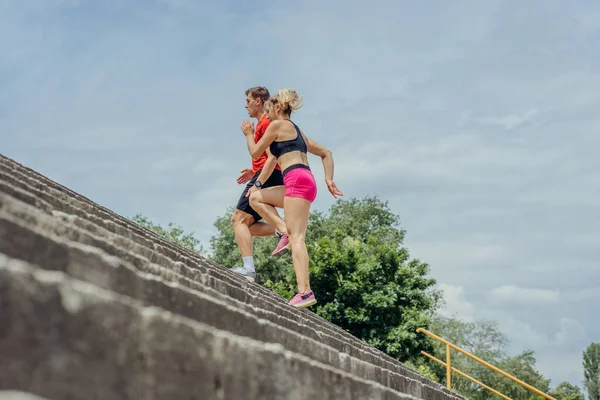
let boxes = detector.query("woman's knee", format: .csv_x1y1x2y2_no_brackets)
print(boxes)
288,232,306,249
249,191,262,207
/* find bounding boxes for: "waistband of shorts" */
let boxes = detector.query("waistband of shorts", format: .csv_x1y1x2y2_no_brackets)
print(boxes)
282,163,311,177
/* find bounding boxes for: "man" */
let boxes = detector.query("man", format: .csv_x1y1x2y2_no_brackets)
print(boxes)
230,86,287,281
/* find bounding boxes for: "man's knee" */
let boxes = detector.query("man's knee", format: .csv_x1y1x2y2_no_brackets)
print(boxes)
232,210,254,227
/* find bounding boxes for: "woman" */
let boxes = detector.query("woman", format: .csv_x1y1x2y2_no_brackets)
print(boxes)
240,88,343,308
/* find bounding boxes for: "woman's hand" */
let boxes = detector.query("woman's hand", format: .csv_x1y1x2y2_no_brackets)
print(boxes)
240,120,255,136
326,180,343,198
245,184,260,198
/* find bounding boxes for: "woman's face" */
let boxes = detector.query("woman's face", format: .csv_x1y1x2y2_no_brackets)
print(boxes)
266,100,280,120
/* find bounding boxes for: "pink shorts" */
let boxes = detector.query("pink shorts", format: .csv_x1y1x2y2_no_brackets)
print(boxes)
282,164,317,202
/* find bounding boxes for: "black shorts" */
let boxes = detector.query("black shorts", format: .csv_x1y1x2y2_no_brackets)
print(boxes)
235,169,284,222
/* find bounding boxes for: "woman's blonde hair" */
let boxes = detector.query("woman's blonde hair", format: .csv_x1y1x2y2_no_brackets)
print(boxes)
268,88,303,115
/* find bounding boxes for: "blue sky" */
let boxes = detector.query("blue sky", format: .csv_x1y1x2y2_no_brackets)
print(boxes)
2,0,599,392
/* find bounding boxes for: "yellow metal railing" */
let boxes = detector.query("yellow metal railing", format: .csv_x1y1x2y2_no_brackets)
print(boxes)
416,328,556,400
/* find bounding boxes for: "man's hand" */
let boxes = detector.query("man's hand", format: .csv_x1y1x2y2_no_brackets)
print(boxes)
245,184,260,198
240,119,255,136
237,168,254,184
326,180,343,198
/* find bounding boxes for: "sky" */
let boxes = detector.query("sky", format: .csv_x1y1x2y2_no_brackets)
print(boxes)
1,0,599,393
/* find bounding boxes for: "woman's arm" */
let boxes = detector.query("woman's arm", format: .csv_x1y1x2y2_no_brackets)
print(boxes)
303,133,343,198
241,120,279,159
246,148,278,197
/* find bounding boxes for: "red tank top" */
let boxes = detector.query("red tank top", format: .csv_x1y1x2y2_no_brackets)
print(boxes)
252,113,282,173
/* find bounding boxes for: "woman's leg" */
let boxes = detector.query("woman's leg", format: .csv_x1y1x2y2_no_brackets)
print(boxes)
249,186,287,234
283,196,312,294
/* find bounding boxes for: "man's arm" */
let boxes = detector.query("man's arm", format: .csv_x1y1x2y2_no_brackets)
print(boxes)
237,167,255,184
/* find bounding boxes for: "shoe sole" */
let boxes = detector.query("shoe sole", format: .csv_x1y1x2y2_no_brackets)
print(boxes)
232,269,256,282
272,245,291,257
291,298,317,308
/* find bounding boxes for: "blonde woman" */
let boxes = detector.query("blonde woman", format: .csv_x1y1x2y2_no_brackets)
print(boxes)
240,88,343,308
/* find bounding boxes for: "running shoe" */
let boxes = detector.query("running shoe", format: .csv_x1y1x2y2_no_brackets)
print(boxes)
231,265,256,282
272,233,291,257
288,290,317,308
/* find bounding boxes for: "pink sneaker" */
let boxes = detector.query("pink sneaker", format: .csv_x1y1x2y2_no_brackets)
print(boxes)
272,234,290,257
288,290,317,308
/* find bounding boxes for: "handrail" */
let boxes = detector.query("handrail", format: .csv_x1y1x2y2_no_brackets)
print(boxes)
420,350,511,400
416,327,556,400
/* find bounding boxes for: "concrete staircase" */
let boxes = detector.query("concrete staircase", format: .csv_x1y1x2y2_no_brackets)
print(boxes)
0,153,463,400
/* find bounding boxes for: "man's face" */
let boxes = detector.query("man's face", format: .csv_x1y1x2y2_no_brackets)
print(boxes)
245,94,260,118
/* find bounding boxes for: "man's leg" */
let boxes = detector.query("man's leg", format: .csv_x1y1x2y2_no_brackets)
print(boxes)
231,209,255,258
230,170,278,281
231,209,259,281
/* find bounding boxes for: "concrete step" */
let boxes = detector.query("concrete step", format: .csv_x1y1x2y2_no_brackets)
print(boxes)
0,168,401,368
0,192,456,400
0,392,51,400
0,156,434,377
0,156,400,354
0,254,421,400
0,153,461,400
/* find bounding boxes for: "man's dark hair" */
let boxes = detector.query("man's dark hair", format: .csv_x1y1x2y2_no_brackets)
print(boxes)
245,86,270,103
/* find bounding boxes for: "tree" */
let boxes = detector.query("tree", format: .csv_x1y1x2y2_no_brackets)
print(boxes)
210,196,443,363
550,381,584,400
427,316,551,400
427,316,509,393
481,350,550,400
583,343,600,400
131,213,205,255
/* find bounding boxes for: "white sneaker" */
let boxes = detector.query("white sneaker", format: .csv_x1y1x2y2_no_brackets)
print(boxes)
231,265,256,282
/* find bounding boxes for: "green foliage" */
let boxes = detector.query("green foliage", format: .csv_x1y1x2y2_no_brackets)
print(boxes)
209,207,241,267
427,316,509,391
131,213,205,255
403,358,441,383
209,196,442,363
583,343,600,400
309,233,440,361
479,350,550,400
427,316,565,400
550,381,584,400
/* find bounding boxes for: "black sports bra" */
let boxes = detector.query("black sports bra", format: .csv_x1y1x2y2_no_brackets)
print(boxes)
269,120,308,159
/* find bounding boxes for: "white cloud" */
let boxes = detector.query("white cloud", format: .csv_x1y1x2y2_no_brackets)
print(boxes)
490,285,561,305
472,108,543,130
496,314,590,388
437,283,477,322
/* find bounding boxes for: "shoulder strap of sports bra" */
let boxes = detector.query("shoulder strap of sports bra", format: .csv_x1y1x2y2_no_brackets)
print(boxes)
288,120,306,145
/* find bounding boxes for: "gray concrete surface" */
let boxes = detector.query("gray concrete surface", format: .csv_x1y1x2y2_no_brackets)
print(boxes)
1,256,425,400
0,153,462,400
